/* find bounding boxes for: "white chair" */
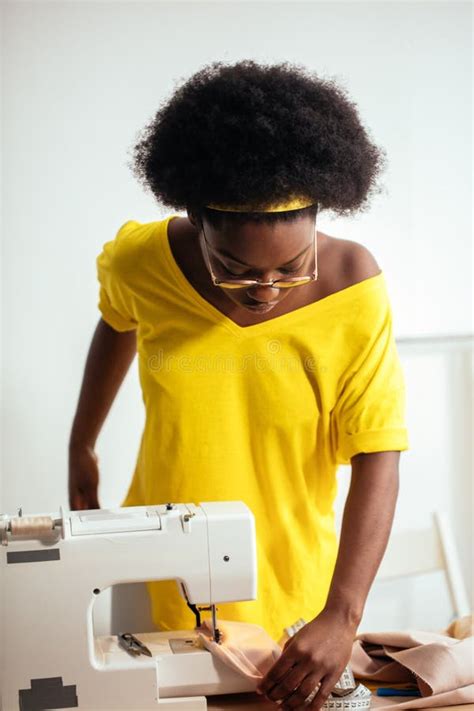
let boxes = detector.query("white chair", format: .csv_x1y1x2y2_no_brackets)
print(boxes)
376,510,470,619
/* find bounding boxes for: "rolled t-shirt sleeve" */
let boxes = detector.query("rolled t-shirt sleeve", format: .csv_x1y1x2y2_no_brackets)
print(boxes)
332,279,409,464
96,222,138,332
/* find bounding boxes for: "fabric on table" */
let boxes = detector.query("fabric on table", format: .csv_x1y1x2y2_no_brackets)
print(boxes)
196,619,281,680
195,619,371,709
443,614,474,641
97,215,409,642
350,624,474,709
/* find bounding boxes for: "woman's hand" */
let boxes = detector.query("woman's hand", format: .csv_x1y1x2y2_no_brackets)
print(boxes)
68,442,100,510
256,607,357,710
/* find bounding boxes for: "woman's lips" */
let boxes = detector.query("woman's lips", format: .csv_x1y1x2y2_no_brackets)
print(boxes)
243,300,279,312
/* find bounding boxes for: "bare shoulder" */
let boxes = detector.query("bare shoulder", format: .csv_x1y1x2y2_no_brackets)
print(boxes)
343,238,381,281
319,232,381,287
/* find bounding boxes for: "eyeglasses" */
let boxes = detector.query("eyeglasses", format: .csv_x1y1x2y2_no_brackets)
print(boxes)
201,206,318,290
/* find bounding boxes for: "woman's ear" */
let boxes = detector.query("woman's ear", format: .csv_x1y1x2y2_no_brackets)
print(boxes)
186,209,202,230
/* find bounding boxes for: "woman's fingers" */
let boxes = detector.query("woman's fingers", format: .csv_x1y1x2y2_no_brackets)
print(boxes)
280,675,321,710
265,665,311,704
70,488,100,510
257,654,300,696
86,488,100,509
306,672,341,710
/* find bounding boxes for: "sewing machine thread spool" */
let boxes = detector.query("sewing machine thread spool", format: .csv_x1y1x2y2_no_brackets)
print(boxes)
9,516,57,538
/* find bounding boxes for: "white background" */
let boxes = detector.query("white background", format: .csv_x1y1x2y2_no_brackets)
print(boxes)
2,0,472,630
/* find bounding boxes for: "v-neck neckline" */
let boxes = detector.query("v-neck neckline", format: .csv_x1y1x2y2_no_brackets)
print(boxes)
160,214,384,337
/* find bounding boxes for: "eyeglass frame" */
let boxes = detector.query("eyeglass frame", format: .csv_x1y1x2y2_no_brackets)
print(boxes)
200,203,319,290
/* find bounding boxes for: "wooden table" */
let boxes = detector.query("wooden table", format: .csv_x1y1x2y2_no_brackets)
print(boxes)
207,689,473,710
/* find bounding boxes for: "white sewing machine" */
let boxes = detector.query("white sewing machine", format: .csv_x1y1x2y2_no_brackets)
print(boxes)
0,501,258,710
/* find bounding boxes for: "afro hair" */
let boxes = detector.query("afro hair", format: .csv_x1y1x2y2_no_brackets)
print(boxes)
128,59,387,226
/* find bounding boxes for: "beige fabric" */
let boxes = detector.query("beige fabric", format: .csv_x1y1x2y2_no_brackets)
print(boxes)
196,616,474,710
196,620,281,680
351,622,474,710
443,615,474,641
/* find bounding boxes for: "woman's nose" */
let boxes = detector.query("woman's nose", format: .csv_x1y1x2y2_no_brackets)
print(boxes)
246,284,280,303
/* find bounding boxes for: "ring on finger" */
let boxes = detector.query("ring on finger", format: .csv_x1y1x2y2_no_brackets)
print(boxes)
303,685,320,705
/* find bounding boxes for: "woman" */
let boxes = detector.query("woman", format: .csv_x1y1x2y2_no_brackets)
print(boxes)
69,60,409,709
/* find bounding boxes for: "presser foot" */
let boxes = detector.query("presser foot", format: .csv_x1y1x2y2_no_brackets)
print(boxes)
182,586,222,643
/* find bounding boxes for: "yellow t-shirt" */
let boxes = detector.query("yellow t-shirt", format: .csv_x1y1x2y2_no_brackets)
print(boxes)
96,215,409,642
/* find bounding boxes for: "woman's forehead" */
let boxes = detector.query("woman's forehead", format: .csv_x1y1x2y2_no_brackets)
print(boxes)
204,217,315,255
206,216,315,264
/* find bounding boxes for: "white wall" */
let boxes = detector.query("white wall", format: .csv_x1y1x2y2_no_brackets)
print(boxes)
2,1,472,628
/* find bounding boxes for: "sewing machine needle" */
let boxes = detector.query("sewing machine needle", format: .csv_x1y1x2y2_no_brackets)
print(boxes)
211,604,221,644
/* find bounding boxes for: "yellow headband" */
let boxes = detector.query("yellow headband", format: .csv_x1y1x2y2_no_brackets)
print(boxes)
205,196,315,212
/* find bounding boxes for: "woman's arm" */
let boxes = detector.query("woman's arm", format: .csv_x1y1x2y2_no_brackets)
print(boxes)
68,318,137,510
257,451,400,710
324,450,400,624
